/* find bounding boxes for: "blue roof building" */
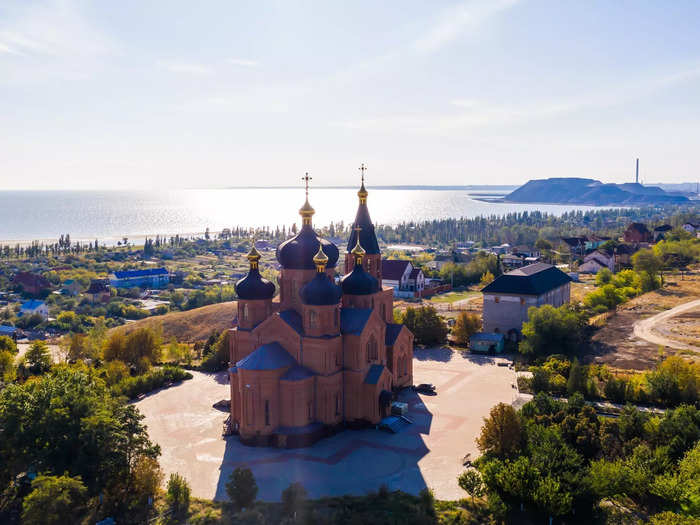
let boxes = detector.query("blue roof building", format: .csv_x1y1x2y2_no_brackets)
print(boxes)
109,268,169,289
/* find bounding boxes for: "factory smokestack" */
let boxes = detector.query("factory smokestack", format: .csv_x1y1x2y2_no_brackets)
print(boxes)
635,158,639,184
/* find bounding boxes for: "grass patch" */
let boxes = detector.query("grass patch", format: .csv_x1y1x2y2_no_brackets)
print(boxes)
429,291,479,304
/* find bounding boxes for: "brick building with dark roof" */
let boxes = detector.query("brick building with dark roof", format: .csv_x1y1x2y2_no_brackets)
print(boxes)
623,222,653,243
13,272,51,296
481,263,572,340
228,178,413,448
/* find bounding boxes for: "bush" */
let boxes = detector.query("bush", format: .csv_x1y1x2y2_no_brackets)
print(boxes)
0,335,17,354
166,473,191,517
451,312,481,346
111,365,192,399
519,304,588,357
200,331,230,372
21,474,88,525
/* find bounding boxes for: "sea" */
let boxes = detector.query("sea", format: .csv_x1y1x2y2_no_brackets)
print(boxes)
0,187,614,246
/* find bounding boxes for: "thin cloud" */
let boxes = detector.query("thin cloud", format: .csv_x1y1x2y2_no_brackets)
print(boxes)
158,60,213,75
414,0,520,54
227,58,259,67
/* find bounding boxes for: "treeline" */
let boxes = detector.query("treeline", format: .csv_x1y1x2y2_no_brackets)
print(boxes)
466,395,700,523
375,206,697,247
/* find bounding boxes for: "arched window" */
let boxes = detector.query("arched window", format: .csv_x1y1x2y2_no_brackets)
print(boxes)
243,303,249,320
380,303,386,320
309,310,317,328
366,334,378,362
334,393,340,415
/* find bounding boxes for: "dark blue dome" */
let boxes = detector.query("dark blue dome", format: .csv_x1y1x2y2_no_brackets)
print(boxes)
235,268,275,300
276,226,339,270
341,263,379,295
300,273,342,306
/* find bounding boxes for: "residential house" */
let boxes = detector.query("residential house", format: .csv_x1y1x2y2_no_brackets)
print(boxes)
682,223,699,235
512,245,540,258
624,223,653,243
481,262,572,340
407,267,425,296
13,272,51,296
381,260,412,291
109,268,170,289
61,279,82,296
561,237,587,258
20,299,49,320
86,279,111,303
579,250,614,274
653,224,673,241
584,235,611,251
501,254,525,270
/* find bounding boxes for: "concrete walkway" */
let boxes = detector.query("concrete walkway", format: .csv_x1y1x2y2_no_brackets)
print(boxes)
633,298,700,351
136,349,517,502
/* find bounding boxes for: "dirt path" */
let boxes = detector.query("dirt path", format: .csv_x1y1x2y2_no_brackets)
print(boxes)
633,298,700,351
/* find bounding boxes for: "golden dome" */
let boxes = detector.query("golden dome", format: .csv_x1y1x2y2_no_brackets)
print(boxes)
299,197,315,225
357,182,368,203
247,241,261,268
313,243,328,271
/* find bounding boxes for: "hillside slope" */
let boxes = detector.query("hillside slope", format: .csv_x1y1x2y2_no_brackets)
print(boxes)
112,301,237,342
505,178,688,205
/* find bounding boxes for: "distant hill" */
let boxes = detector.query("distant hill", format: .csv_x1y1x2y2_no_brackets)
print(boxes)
111,301,237,342
505,178,689,205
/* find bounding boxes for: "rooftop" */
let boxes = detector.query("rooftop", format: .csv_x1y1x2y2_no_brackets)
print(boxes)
481,263,572,296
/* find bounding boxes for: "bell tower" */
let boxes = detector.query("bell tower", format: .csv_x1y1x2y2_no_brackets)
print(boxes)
345,163,382,285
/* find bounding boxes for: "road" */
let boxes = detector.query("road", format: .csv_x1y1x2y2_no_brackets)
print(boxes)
633,298,700,351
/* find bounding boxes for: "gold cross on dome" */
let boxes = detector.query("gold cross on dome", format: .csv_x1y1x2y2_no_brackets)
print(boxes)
302,172,312,196
354,226,362,234
359,163,367,184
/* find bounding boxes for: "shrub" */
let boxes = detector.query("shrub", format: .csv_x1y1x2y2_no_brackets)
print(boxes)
227,467,258,511
281,481,307,516
111,365,191,399
21,474,88,525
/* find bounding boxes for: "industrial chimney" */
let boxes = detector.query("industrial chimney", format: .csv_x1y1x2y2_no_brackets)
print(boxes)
635,158,639,184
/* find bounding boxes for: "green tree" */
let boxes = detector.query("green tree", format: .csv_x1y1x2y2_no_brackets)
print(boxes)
167,472,191,517
476,403,522,457
532,475,572,520
0,350,16,383
226,467,258,511
0,335,18,354
566,358,587,396
519,304,588,356
458,469,484,502
401,306,448,346
26,340,51,374
632,248,664,291
21,474,88,525
451,312,481,346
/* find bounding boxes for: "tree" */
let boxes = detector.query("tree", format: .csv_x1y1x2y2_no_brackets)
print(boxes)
477,403,522,457
451,312,481,346
632,248,663,291
21,474,88,525
26,340,51,374
400,306,448,346
480,271,495,286
519,304,588,356
458,469,484,502
0,350,16,383
533,476,572,522
226,467,258,511
566,358,587,396
0,335,17,354
104,325,162,371
281,481,307,516
167,473,191,517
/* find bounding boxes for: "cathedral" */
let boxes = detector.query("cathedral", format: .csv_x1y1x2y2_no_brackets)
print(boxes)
228,174,414,447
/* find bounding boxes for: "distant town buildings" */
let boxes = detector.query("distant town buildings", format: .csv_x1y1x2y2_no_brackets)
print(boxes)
12,272,50,296
20,299,49,320
61,279,82,296
109,268,169,289
87,279,111,303
623,222,653,244
381,260,425,297
481,263,572,340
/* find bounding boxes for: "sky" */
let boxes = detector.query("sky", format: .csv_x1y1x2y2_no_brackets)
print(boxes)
1,0,699,190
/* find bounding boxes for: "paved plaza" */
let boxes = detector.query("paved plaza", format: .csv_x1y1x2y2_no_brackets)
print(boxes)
136,348,518,501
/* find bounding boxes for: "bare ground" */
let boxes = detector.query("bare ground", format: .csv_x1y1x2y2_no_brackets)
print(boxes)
113,301,237,342
585,271,700,371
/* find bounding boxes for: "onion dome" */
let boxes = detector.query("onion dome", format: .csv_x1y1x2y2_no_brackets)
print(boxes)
341,238,379,295
300,245,342,305
235,242,275,300
347,172,380,255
